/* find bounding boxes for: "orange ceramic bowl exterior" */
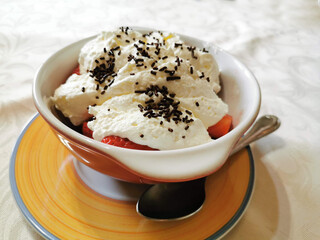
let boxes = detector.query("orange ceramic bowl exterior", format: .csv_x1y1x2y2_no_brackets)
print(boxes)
33,27,261,183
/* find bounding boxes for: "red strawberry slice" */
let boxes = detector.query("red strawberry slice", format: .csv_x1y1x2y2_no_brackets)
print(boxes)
101,136,157,150
82,121,93,138
82,121,155,150
72,65,80,75
207,114,233,139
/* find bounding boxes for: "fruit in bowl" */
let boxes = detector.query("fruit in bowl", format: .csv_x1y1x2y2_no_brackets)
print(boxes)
33,27,260,184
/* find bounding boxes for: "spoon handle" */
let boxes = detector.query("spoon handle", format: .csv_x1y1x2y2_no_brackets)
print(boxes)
230,115,281,156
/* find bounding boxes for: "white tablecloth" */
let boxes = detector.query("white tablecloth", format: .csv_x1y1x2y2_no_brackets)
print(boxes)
1,0,320,239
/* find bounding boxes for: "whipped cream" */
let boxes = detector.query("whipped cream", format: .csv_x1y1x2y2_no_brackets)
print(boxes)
52,27,228,150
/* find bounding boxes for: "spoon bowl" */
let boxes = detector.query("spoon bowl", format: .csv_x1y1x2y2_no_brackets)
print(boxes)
138,178,206,221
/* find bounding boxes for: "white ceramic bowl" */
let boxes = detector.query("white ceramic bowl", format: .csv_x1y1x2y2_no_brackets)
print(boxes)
33,27,260,184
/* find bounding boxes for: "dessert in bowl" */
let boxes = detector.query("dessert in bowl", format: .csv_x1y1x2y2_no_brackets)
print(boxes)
33,27,260,184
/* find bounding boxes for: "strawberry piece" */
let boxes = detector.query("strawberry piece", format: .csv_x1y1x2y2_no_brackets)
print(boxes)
72,65,80,75
207,114,233,139
82,121,93,138
101,136,157,150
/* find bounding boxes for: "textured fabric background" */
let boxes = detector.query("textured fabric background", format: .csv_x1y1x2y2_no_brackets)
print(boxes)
1,0,320,239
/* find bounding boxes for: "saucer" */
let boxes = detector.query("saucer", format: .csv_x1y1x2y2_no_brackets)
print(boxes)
10,114,255,240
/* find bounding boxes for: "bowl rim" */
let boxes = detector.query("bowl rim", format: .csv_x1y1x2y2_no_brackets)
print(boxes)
33,27,261,180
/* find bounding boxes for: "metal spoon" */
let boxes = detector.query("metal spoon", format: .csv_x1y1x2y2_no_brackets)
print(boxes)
136,115,280,220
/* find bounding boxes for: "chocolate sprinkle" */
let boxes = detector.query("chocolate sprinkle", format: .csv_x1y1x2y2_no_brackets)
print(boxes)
159,66,167,71
199,72,205,79
185,110,192,115
135,90,145,93
202,48,209,53
166,76,181,81
187,46,198,59
164,70,175,76
175,56,180,66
